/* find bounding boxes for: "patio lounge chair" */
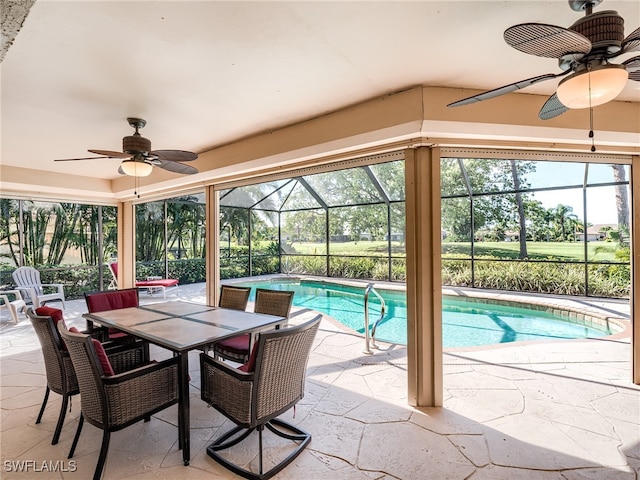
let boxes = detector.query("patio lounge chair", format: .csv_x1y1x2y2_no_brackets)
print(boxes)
27,307,147,445
12,266,66,308
213,288,294,364
59,323,178,480
200,314,321,480
0,289,26,324
108,262,178,299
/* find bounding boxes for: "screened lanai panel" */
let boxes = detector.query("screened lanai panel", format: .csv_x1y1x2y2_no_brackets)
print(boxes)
328,204,389,252
302,167,383,207
441,196,472,247
220,179,292,209
461,158,516,194
526,161,586,189
252,180,297,211
390,202,406,247
587,163,630,186
251,210,279,276
281,209,327,254
280,181,323,210
586,184,630,235
441,158,468,197
368,161,405,201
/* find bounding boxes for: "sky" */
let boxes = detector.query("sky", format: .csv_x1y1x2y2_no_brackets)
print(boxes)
526,161,627,225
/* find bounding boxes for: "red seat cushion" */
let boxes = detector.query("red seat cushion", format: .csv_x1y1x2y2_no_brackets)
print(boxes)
217,333,250,354
238,340,259,373
86,290,139,340
36,306,64,324
135,279,178,287
91,339,115,376
67,327,114,376
36,306,66,349
86,290,139,313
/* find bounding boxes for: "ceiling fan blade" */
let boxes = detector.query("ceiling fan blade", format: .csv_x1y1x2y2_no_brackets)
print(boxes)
504,23,591,58
156,159,198,175
539,93,568,120
620,26,640,54
447,72,568,107
88,149,131,158
623,55,640,81
150,150,198,162
54,156,117,162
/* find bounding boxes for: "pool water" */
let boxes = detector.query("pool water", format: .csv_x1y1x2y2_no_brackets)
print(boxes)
234,279,613,347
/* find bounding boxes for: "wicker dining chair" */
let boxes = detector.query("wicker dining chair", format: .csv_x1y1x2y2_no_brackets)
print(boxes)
198,285,251,355
218,284,251,311
27,307,147,445
84,288,144,346
58,324,179,480
200,314,321,480
213,288,294,364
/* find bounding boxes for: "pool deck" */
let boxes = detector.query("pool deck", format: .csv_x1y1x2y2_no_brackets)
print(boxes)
1,282,638,479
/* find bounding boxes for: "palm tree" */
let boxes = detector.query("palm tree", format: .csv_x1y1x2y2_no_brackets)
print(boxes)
551,204,578,241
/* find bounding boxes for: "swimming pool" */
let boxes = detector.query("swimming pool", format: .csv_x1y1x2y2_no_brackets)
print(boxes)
232,278,616,347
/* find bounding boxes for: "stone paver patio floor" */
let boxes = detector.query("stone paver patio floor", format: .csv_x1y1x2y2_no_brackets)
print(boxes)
1,284,638,479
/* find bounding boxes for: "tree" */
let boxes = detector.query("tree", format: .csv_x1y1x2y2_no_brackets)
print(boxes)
611,164,630,244
440,157,535,243
550,204,579,241
511,160,527,258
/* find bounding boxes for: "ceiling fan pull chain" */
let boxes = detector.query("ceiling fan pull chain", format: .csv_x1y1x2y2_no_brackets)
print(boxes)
587,64,596,152
135,175,140,198
589,108,596,152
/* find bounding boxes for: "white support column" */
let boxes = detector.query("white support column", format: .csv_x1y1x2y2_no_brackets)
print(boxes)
206,186,220,307
631,155,639,385
405,146,443,407
118,201,136,289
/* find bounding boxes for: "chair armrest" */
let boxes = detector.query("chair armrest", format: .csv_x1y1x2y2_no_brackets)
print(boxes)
200,353,254,425
0,290,23,302
201,353,254,380
15,286,37,298
102,357,178,427
40,283,65,293
104,341,148,374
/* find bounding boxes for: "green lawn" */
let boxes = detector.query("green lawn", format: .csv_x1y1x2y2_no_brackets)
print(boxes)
288,241,406,256
281,240,619,262
247,238,623,262
442,241,618,262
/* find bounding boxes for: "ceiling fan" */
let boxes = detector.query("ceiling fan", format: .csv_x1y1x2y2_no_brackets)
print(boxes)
54,117,198,176
447,0,640,119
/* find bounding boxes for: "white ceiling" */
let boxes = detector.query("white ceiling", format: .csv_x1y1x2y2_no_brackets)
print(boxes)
2,0,639,180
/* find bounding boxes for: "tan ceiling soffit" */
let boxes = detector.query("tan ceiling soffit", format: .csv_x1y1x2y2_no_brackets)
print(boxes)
3,85,638,202
425,86,640,135
127,86,638,196
0,165,115,204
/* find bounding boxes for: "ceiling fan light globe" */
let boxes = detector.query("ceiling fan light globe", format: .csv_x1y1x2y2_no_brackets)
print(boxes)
121,160,153,177
556,64,628,108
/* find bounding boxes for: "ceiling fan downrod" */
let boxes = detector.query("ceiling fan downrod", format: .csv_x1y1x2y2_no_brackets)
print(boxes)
569,0,602,15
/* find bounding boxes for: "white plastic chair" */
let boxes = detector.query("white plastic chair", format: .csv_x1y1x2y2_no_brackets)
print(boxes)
0,290,26,323
12,266,66,309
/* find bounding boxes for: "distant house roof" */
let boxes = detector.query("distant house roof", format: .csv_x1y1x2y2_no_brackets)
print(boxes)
585,224,617,235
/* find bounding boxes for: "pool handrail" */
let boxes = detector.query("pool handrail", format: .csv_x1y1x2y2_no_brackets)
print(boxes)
364,283,386,354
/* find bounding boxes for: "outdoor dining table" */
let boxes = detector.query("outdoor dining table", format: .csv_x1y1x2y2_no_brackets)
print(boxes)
83,300,286,466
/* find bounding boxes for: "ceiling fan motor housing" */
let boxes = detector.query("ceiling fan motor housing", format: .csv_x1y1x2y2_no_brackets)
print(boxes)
570,10,624,53
122,134,151,154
